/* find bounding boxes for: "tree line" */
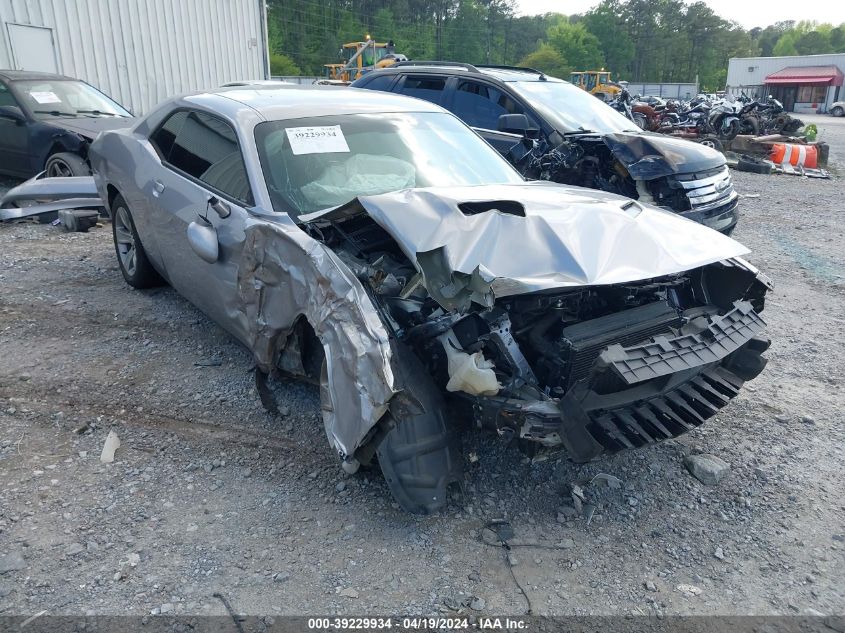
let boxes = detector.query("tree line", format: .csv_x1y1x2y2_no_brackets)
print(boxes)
268,0,845,91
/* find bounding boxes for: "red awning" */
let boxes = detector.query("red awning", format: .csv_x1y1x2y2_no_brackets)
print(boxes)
764,65,844,86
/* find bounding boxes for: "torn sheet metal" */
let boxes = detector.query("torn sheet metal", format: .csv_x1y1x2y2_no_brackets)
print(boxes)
602,132,725,180
236,219,397,458
305,182,749,310
1,172,103,222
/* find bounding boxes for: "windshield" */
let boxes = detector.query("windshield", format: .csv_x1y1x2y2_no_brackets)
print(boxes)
254,112,524,219
15,80,131,119
512,79,639,134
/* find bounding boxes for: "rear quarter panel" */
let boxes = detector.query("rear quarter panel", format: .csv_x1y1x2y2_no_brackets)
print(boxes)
90,129,167,272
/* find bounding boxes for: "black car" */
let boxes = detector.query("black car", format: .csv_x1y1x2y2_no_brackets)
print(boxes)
0,70,134,178
353,63,739,234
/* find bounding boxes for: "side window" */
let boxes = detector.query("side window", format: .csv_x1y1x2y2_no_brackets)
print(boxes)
0,81,20,108
156,110,253,205
149,110,188,161
360,74,395,92
451,81,538,132
399,75,446,105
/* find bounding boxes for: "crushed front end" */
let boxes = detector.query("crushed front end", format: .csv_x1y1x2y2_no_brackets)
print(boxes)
642,165,739,235
508,131,739,234
303,184,770,463
439,264,769,461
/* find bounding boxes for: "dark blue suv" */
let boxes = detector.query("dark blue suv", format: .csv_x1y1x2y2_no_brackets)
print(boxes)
353,63,738,234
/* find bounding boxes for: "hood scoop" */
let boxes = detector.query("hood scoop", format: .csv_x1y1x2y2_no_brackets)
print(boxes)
458,200,525,217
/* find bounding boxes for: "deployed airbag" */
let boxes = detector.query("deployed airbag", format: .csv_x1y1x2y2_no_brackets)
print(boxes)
301,154,415,209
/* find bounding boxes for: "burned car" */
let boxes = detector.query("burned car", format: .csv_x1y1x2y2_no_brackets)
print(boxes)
89,86,771,514
352,63,739,235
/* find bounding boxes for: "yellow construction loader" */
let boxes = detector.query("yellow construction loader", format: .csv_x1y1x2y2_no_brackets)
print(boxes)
324,38,407,83
569,70,622,101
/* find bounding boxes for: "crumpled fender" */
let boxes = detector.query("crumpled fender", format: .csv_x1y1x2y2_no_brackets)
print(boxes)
236,219,397,458
602,132,726,180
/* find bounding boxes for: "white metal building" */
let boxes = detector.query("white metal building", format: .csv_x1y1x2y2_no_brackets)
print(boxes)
726,53,845,114
0,0,269,115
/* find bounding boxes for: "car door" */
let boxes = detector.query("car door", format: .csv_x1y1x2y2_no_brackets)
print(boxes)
444,79,540,155
144,108,256,344
0,80,33,177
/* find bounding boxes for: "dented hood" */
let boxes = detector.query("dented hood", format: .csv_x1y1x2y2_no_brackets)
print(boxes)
602,131,726,180
44,116,135,140
305,181,748,308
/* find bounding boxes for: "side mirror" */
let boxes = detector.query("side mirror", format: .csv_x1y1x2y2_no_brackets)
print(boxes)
497,113,538,139
0,105,26,124
187,214,219,263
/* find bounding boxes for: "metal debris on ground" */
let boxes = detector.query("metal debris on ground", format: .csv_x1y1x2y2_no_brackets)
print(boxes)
212,592,246,633
0,173,104,223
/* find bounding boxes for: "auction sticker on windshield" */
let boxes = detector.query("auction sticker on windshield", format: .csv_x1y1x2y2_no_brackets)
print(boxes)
286,125,350,155
29,91,62,104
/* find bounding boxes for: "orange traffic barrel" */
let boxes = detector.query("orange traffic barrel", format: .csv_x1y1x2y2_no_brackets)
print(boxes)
770,143,818,168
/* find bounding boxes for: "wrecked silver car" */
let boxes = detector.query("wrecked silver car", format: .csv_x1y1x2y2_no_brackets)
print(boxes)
89,86,771,514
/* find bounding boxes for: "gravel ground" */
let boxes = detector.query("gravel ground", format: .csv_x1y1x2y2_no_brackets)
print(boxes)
0,127,843,618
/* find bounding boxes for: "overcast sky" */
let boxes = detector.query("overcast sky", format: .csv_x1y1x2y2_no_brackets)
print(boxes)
515,0,845,30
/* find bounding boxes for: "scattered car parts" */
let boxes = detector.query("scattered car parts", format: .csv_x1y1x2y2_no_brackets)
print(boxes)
0,172,104,223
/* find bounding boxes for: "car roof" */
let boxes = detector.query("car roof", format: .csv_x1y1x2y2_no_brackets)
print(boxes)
182,85,446,120
0,69,76,82
358,63,560,84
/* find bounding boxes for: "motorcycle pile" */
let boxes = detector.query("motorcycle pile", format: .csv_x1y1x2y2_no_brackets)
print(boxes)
608,90,805,151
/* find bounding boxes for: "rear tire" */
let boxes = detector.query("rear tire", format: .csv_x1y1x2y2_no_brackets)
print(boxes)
739,117,759,136
45,152,90,177
632,112,647,130
720,119,740,141
111,195,163,289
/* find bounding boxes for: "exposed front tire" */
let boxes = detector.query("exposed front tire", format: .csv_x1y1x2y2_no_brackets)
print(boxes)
323,343,462,515
832,106,844,117
111,195,163,289
45,152,90,177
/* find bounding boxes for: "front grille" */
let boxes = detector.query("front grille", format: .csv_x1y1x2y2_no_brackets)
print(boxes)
670,165,737,213
558,302,681,388
587,365,744,452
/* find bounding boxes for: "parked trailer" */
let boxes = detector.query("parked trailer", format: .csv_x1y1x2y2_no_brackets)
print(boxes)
622,82,699,100
0,0,269,115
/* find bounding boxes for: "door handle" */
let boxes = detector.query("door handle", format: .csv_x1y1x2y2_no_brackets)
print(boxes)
152,179,165,196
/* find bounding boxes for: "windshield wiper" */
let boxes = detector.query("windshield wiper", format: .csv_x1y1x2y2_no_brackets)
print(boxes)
563,128,596,135
76,109,127,117
34,109,78,117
